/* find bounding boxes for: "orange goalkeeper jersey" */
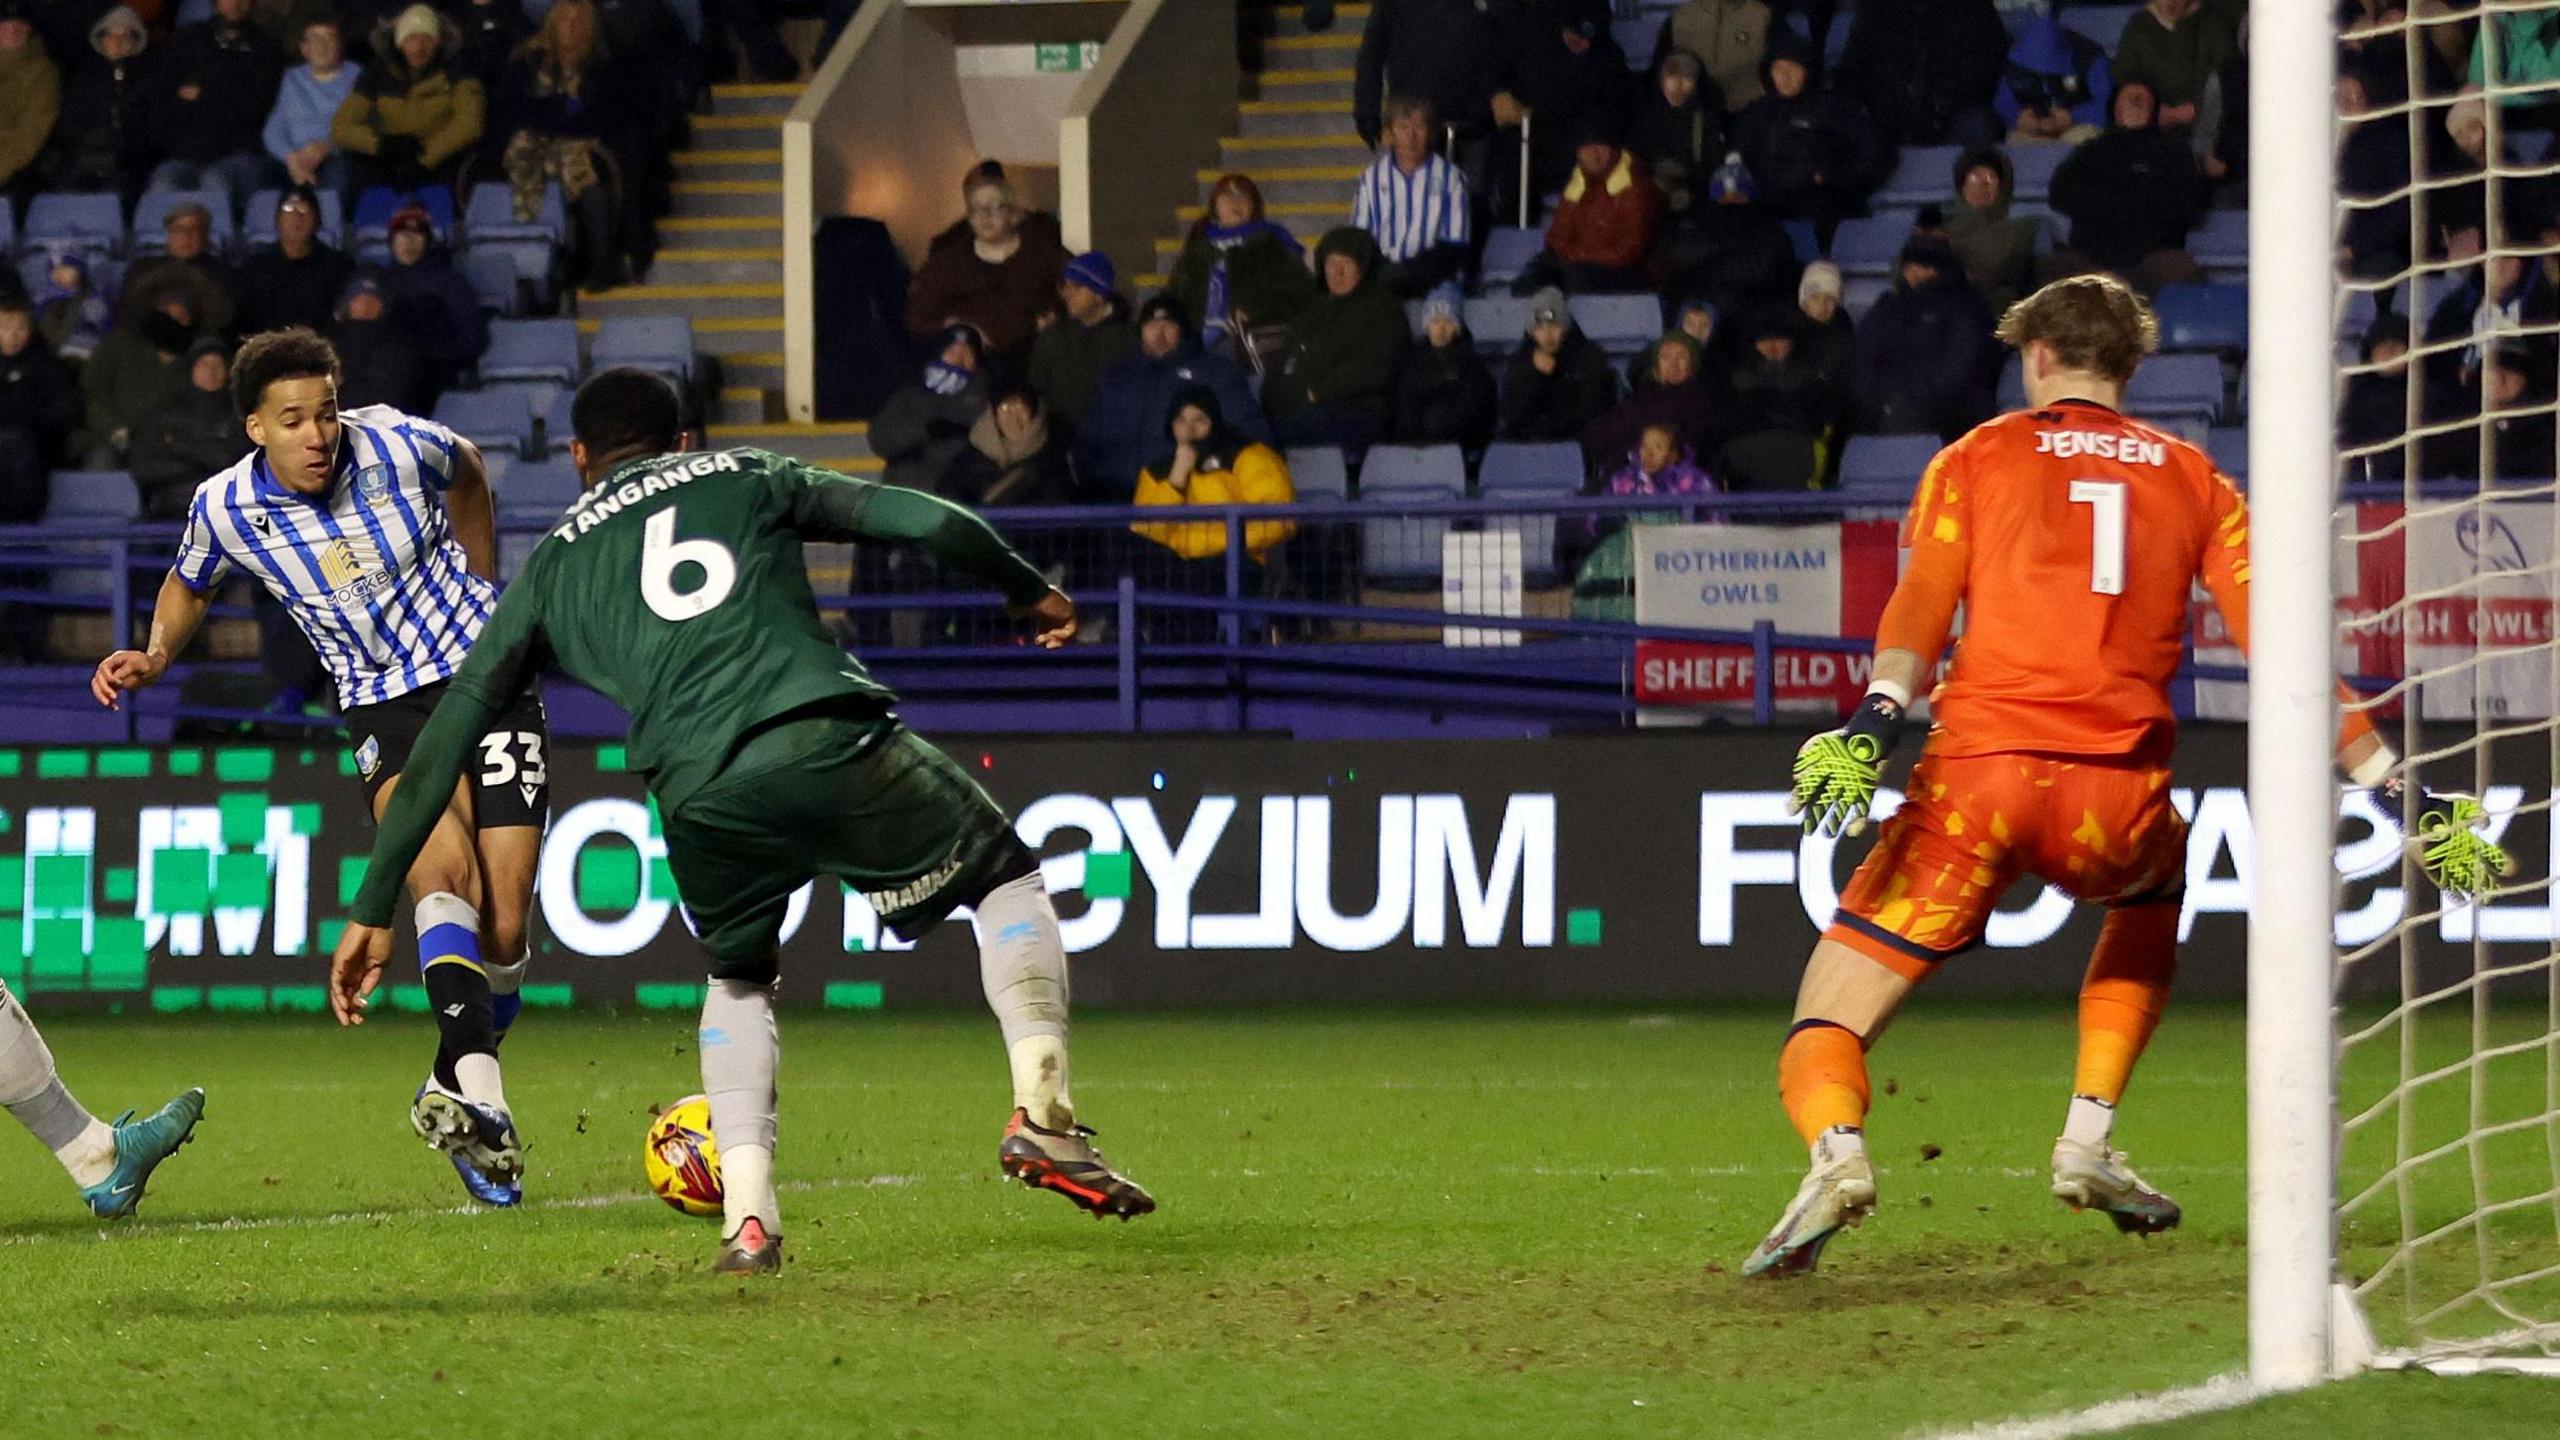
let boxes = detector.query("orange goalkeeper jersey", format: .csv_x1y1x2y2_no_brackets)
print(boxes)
1882,397,2250,762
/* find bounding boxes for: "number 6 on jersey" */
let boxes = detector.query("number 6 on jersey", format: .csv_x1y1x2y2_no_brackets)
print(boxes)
641,508,737,621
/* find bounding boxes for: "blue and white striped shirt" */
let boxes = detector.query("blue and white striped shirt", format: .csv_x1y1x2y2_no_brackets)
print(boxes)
1351,150,1471,263
174,405,496,711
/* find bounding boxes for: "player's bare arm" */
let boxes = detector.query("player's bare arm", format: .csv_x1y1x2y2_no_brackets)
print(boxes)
444,437,497,581
91,571,214,710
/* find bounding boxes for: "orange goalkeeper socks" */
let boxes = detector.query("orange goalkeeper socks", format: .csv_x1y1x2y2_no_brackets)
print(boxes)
2073,901,2179,1105
1779,1020,1871,1147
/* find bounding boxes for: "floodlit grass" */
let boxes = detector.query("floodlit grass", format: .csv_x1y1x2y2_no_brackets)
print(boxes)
2,1005,2551,1438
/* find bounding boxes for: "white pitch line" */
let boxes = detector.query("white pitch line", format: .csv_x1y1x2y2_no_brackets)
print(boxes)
1907,1373,2262,1440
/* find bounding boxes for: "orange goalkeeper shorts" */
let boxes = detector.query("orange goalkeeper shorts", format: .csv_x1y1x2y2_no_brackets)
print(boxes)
1826,750,2188,978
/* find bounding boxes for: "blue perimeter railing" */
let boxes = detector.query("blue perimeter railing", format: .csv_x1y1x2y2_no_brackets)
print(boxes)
2,486,2418,739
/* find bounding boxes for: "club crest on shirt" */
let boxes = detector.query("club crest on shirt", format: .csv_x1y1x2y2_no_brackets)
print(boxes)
354,464,395,503
356,735,381,779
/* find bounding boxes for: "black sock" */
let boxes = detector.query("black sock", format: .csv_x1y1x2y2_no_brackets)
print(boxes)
422,962,497,1092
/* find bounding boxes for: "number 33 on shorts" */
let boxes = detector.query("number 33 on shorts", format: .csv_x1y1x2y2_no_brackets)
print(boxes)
478,730,549,805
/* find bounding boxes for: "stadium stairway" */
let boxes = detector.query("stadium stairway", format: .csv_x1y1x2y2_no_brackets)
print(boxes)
582,81,877,474
1136,2,1367,294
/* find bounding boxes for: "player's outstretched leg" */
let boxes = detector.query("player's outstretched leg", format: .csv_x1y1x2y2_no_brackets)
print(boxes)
701,975,784,1275
2051,898,2181,1234
1746,1017,1878,1277
0,982,204,1218
408,892,523,1206
978,872,1155,1221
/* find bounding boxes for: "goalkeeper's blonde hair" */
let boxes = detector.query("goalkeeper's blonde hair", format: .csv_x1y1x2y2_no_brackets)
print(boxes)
1995,274,2160,383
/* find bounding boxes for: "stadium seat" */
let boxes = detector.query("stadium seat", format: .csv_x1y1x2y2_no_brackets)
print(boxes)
41,471,142,598
0,195,18,253
240,187,345,250
2207,426,2249,481
591,315,696,382
2188,209,2248,273
131,189,234,256
497,458,583,517
1284,446,1350,500
1359,443,1468,494
1843,274,1893,323
352,184,455,245
463,182,567,246
1476,441,1584,495
2006,141,2070,203
1836,435,1942,498
2124,352,2227,423
472,238,559,311
1569,293,1662,356
2061,4,2138,50
1464,295,1534,354
1358,479,1458,585
542,389,577,456
432,388,538,459
1478,227,1544,288
1879,145,1962,207
478,318,580,384
25,192,128,258
1780,218,1820,265
2151,283,2250,351
1831,213,1916,277
461,249,522,315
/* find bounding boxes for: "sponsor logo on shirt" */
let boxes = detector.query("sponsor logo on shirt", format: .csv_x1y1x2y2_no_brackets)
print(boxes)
319,536,393,606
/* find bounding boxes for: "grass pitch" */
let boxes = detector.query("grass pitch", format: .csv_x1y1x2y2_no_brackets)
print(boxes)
5,1004,2555,1439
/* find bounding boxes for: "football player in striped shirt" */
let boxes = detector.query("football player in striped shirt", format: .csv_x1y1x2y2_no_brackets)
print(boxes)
91,328,546,1208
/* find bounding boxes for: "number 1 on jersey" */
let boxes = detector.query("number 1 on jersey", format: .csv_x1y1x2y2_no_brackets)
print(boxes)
2068,480,2126,596
641,507,737,621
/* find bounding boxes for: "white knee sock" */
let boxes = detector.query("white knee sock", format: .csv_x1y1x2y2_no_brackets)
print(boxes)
974,872,1074,1130
0,984,116,1188
699,978,780,1239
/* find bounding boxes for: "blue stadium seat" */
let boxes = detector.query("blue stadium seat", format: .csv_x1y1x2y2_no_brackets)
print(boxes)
471,238,559,311
1781,218,1820,265
0,195,17,253
1830,213,1915,277
25,192,127,258
1478,227,1544,288
2151,283,2250,351
477,318,580,384
1464,295,1534,354
2189,209,2248,272
2061,4,2138,51
1569,293,1662,356
1836,435,1942,498
497,458,583,516
2006,141,2070,203
1477,441,1584,495
463,182,567,246
541,389,577,456
591,315,695,381
460,249,522,314
1359,443,1468,494
2124,353,2226,423
240,187,345,250
1843,274,1893,323
1358,478,1458,585
41,471,142,598
432,388,538,459
352,184,455,248
1284,446,1350,500
2207,426,2249,481
1879,145,1962,207
131,189,234,256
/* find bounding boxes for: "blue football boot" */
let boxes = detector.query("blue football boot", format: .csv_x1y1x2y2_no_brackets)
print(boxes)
80,1087,206,1220
411,1082,524,1207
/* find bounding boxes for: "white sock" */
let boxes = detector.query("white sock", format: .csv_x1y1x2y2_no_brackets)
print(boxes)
0,984,118,1187
699,978,781,1239
2063,1095,2116,1148
974,873,1074,1129
720,1143,778,1240
1813,1126,1866,1166
454,1052,508,1114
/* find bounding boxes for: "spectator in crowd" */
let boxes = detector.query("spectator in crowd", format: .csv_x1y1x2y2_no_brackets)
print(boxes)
1078,293,1267,502
2468,11,2560,116
131,336,240,519
2337,61,2413,279
1353,0,1502,160
1392,282,1496,449
237,184,351,336
0,292,81,517
940,381,1072,509
1851,235,1995,439
1026,250,1135,440
1731,29,1888,243
1131,383,1298,600
2194,17,2250,185
2047,80,2208,289
80,302,193,468
2422,249,2557,403
1499,286,1616,442
264,18,358,198
2113,0,2239,131
1493,1,1634,205
2338,322,2410,486
493,0,634,293
906,168,1070,364
48,6,157,202
447,0,530,89
1587,330,1723,467
1653,0,1771,115
1996,14,2111,145
0,4,58,209
1351,95,1472,299
701,0,799,86
1624,297,1720,387
2430,92,2507,261
2423,338,2556,484
1946,147,2037,318
1720,304,1831,488
1171,173,1315,357
123,201,239,337
1830,0,2006,148
1515,115,1664,294
332,5,485,194
871,321,989,495
1597,420,1716,525
35,251,105,360
149,0,284,211
1629,49,1722,220
377,202,483,397
1263,227,1407,449
330,271,424,410
1793,258,1854,414
1661,153,1801,321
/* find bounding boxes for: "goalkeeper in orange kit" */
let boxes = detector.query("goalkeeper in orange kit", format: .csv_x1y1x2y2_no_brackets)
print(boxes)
1743,274,2512,1278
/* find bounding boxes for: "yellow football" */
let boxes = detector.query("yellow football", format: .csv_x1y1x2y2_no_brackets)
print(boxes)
644,1095,724,1219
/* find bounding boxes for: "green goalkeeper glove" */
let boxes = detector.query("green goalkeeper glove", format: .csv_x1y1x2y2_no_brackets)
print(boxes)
2376,780,2515,901
1790,693,1908,838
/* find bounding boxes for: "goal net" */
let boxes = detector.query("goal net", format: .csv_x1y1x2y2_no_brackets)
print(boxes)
2313,0,2560,1379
